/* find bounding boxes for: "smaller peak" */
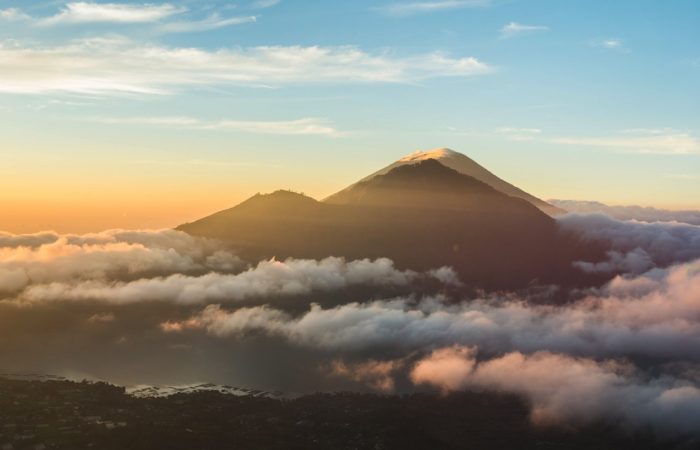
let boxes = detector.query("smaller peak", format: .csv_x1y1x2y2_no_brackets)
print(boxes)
398,148,460,163
244,189,317,205
234,189,319,213
268,189,308,197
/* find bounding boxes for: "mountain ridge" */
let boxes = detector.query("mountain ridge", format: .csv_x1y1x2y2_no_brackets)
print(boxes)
178,157,587,291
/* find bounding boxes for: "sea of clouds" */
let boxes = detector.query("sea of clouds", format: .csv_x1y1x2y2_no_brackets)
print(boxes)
1,212,700,437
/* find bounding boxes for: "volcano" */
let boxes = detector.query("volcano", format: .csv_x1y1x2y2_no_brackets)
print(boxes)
325,148,565,216
178,150,585,290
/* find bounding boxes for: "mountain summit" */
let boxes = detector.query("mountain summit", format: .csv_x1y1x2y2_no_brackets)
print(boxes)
179,155,586,290
325,148,565,216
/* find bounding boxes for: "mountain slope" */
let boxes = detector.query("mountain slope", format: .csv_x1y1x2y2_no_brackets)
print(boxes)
325,148,565,216
179,160,580,290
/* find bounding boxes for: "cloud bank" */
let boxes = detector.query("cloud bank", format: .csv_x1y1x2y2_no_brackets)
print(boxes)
411,347,700,435
0,229,242,294
551,200,700,226
0,228,459,304
19,257,433,305
165,258,700,361
558,213,700,274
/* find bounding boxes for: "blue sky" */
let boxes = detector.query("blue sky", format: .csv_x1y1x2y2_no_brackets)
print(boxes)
0,0,698,232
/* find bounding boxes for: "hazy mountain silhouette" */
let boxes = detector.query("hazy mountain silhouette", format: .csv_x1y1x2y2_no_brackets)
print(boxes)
326,148,565,216
179,155,593,291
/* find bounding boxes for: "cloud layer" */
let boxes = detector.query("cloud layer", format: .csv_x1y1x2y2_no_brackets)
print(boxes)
19,257,433,305
551,200,700,226
0,228,460,305
2,212,700,437
159,254,700,435
0,229,242,294
164,258,700,361
559,213,700,274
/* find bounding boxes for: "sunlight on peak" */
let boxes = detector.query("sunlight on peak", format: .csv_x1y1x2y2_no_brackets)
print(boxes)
399,148,459,162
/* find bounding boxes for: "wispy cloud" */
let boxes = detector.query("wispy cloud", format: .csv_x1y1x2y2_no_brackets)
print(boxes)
601,39,622,49
158,13,257,33
490,126,700,155
90,116,201,126
37,2,186,26
0,38,493,96
592,38,629,52
378,0,489,17
205,118,342,136
89,116,345,137
5,3,253,33
500,21,549,38
496,127,542,140
548,130,700,155
0,8,31,21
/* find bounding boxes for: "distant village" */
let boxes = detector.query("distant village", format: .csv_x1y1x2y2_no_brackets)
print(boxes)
0,375,682,450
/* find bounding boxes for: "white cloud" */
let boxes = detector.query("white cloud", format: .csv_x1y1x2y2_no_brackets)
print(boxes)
89,116,344,136
411,346,476,393
602,39,622,48
500,21,549,38
411,347,700,435
592,38,628,52
496,127,700,155
559,213,700,272
378,0,489,16
0,39,493,96
0,229,242,293
90,116,201,126
497,127,542,134
2,3,252,33
496,127,543,141
549,200,700,226
548,131,700,155
0,8,31,21
38,2,186,26
158,13,257,33
21,257,423,305
202,118,343,136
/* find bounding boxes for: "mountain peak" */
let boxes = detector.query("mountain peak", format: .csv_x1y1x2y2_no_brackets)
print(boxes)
326,148,565,216
398,148,459,163
323,158,518,211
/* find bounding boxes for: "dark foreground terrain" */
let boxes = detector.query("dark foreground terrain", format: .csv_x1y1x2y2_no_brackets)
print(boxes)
1,377,695,450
